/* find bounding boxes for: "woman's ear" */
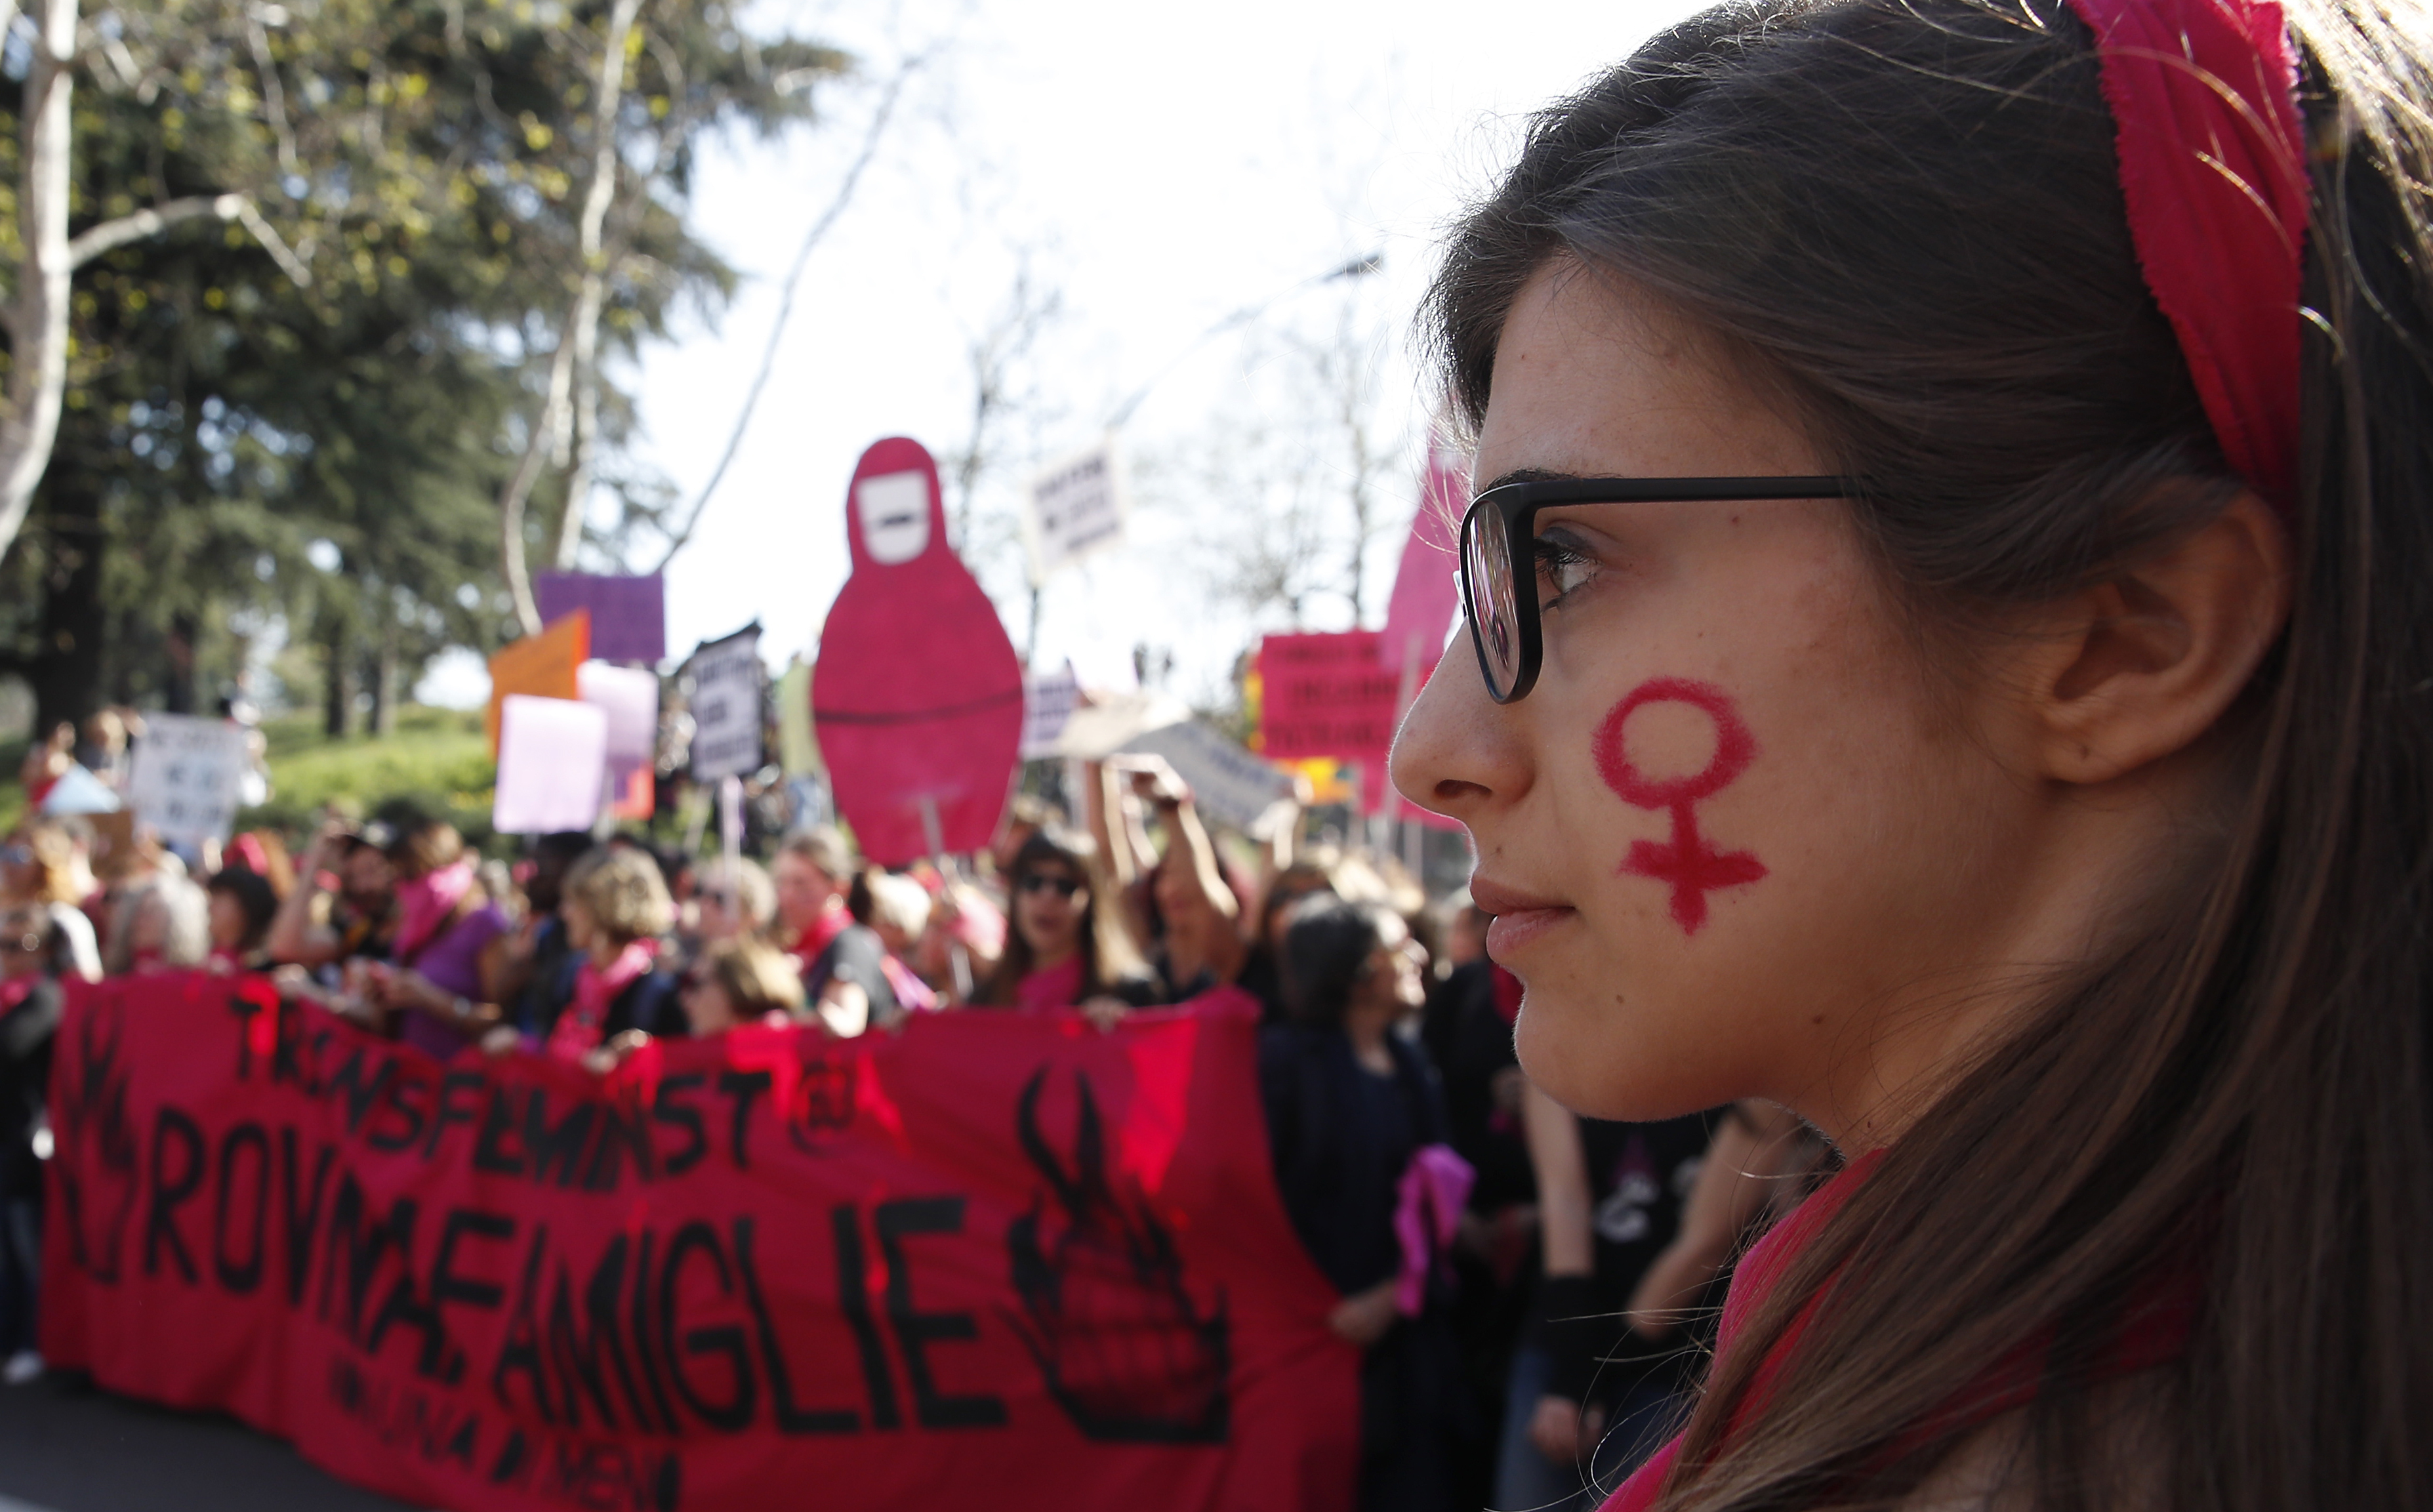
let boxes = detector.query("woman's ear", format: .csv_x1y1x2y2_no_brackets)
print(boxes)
2011,491,2290,785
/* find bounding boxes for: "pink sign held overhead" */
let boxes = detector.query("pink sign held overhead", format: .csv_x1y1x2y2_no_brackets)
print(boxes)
1380,420,1469,676
1377,420,1471,828
812,437,1025,867
1257,632,1399,764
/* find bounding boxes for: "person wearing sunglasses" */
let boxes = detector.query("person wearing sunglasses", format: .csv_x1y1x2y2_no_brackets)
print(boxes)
0,905,61,1387
1388,0,2431,1504
678,937,806,1038
973,829,1155,1023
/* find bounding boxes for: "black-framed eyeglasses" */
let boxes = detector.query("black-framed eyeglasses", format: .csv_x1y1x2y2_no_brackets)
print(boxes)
1459,475,1866,704
1017,872,1082,899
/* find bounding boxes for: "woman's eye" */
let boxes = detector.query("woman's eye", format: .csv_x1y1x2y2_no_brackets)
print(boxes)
1532,535,1599,610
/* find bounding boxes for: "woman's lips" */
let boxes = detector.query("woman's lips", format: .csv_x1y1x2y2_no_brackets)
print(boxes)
1470,875,1577,959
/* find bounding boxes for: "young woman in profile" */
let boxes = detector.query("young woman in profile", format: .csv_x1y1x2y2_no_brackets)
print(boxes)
1391,0,2433,1506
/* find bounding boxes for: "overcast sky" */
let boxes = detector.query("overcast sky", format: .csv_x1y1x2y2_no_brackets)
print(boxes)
420,0,1706,707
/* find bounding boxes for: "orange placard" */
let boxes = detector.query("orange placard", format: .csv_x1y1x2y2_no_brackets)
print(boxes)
483,609,590,754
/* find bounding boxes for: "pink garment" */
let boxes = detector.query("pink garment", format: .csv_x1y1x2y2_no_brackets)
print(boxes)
1600,1151,1886,1511
226,832,272,877
2062,0,2308,507
392,860,476,962
881,952,936,1014
1392,1142,1476,1317
1013,956,1086,1011
545,937,656,1063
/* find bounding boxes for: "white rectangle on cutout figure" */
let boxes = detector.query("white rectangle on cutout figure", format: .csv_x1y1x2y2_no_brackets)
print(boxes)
1023,439,1127,581
124,714,253,846
493,695,608,835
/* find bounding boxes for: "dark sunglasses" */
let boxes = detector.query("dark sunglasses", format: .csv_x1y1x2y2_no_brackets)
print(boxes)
1017,872,1083,899
1460,474,1865,704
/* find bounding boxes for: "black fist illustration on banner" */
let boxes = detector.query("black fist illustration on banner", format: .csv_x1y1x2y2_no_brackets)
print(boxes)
1005,1067,1230,1443
51,996,140,1282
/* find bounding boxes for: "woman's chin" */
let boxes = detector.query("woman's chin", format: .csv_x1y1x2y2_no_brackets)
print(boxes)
1514,987,1715,1122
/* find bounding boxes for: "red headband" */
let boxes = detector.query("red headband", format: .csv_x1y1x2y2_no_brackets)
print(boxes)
2063,0,2310,508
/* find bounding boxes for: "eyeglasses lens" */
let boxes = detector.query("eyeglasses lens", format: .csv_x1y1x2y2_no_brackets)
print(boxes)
1462,504,1522,699
1019,874,1080,899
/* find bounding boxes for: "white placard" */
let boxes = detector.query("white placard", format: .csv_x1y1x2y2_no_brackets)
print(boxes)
1050,691,1193,760
1023,439,1126,581
1119,720,1299,838
125,714,252,846
1020,663,1082,759
689,626,766,781
493,695,609,836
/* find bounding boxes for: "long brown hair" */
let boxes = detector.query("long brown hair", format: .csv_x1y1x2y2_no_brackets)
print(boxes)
1427,1,2433,1506
977,828,1141,1006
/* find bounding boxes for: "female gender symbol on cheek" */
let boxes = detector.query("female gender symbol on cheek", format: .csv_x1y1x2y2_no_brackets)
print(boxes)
1593,677,1767,935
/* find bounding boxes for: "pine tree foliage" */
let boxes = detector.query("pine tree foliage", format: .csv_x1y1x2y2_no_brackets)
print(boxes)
0,0,849,731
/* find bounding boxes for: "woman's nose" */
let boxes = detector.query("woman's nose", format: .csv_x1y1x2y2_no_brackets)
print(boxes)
1389,649,1534,824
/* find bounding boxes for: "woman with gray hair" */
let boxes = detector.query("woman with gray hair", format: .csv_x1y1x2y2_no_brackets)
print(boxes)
103,872,211,975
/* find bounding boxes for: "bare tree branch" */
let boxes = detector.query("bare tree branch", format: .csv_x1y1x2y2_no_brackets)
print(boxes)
67,192,228,264
501,0,645,632
0,0,81,567
243,8,301,180
66,192,309,286
647,51,922,575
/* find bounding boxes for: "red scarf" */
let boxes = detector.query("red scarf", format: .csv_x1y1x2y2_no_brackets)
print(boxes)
1603,1149,2196,1509
789,897,852,971
546,938,656,1064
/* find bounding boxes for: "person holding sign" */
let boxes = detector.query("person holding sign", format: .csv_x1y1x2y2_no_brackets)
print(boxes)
975,830,1156,1022
1391,0,2430,1503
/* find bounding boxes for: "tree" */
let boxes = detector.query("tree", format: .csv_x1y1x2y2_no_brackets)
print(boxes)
0,0,852,733
0,0,306,574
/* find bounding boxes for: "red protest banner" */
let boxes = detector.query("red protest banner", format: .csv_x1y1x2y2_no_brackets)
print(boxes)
42,973,1357,1512
1255,632,1402,766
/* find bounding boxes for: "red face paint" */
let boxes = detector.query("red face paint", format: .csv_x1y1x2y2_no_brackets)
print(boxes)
1593,678,1767,934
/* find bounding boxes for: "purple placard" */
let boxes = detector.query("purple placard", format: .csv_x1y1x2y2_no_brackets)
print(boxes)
534,572,666,664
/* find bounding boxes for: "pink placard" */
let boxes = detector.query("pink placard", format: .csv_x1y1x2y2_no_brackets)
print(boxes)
577,661,659,773
492,694,607,835
1380,421,1468,676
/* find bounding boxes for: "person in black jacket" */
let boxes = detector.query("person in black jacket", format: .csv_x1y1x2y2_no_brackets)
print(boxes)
0,904,64,1385
1259,895,1461,1512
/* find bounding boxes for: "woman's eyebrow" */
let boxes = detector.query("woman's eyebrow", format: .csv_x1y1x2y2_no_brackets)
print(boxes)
1479,466,1587,491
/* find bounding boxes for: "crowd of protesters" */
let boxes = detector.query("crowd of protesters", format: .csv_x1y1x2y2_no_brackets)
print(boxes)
0,735,1822,1512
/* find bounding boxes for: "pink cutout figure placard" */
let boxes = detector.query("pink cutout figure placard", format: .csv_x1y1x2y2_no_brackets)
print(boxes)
812,438,1025,867
1595,678,1767,934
